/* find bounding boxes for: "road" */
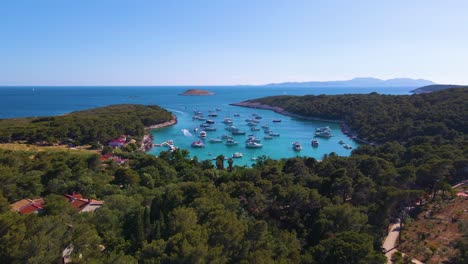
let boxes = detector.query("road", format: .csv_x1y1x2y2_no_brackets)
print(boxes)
382,220,425,264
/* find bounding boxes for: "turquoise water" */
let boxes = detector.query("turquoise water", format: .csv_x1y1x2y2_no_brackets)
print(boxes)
0,86,412,166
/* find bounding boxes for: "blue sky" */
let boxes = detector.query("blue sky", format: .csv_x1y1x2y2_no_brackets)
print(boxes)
1,0,467,85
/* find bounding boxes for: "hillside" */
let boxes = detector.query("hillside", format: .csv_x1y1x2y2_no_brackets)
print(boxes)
265,77,434,87
0,104,173,145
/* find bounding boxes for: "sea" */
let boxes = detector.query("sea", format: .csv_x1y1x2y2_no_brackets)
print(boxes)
0,86,412,166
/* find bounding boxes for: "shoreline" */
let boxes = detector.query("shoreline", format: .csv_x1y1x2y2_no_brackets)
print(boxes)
140,115,178,152
230,101,371,144
230,101,343,123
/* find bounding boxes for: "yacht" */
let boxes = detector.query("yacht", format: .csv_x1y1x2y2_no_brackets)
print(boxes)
225,139,239,146
222,118,233,124
232,152,243,158
221,134,232,140
292,142,303,151
315,126,331,132
246,136,261,143
246,142,263,148
232,130,246,135
191,141,205,148
209,138,223,143
311,139,319,147
314,131,332,138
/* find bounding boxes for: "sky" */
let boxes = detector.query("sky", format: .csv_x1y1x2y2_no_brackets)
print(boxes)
1,0,468,86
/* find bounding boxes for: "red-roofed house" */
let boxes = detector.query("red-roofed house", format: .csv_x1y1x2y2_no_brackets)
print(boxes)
64,192,104,213
11,198,45,215
101,153,128,164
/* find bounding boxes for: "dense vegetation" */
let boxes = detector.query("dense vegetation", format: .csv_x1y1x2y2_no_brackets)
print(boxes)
411,84,463,94
0,104,173,145
249,88,468,144
0,89,466,263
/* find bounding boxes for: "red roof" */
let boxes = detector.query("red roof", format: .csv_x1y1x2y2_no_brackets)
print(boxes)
63,193,104,212
11,198,45,215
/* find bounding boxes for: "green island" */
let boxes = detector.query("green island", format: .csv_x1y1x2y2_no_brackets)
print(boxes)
0,89,467,263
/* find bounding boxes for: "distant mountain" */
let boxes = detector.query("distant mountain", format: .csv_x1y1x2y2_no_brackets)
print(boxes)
410,84,464,94
265,77,434,87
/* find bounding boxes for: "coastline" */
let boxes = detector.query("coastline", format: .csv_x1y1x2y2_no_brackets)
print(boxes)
230,101,342,123
230,101,370,144
140,115,178,152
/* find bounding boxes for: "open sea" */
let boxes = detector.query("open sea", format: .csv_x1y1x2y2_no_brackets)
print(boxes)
0,86,412,166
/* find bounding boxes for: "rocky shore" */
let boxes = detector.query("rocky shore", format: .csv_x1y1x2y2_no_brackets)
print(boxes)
140,115,177,152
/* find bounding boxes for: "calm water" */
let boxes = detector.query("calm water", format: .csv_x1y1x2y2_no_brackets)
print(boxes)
0,86,412,166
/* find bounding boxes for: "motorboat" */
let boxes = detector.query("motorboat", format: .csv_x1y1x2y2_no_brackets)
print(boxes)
223,118,233,124
191,141,205,148
209,138,223,143
269,132,280,137
199,131,207,138
272,119,281,122
232,152,243,158
292,141,303,151
221,134,232,139
225,139,239,146
206,119,215,124
246,136,261,143
246,142,263,148
314,131,332,138
232,130,246,135
343,144,352,149
233,113,240,117
311,139,319,147
250,127,260,131
339,140,345,144
203,126,216,131
225,125,237,132
263,135,273,140
315,126,331,132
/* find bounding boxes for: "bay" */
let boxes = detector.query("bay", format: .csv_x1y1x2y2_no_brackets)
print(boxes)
0,86,412,166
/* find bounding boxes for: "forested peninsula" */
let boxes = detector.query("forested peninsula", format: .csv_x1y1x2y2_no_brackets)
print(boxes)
0,89,466,263
0,104,173,147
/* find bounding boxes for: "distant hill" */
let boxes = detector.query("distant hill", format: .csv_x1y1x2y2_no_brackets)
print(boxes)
265,77,434,87
410,84,464,94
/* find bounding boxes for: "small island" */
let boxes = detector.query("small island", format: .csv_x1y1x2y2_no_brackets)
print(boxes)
179,89,214,96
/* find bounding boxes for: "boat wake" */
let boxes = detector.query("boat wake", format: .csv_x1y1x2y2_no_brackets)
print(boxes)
181,129,193,136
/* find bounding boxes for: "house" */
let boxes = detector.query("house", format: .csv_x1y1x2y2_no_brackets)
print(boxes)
10,198,45,215
108,135,128,148
101,153,128,164
64,192,104,213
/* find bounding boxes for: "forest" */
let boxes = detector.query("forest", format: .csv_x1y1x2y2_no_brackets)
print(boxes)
0,88,466,263
0,104,173,146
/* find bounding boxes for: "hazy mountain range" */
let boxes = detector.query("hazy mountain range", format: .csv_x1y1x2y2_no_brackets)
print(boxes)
264,77,434,87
